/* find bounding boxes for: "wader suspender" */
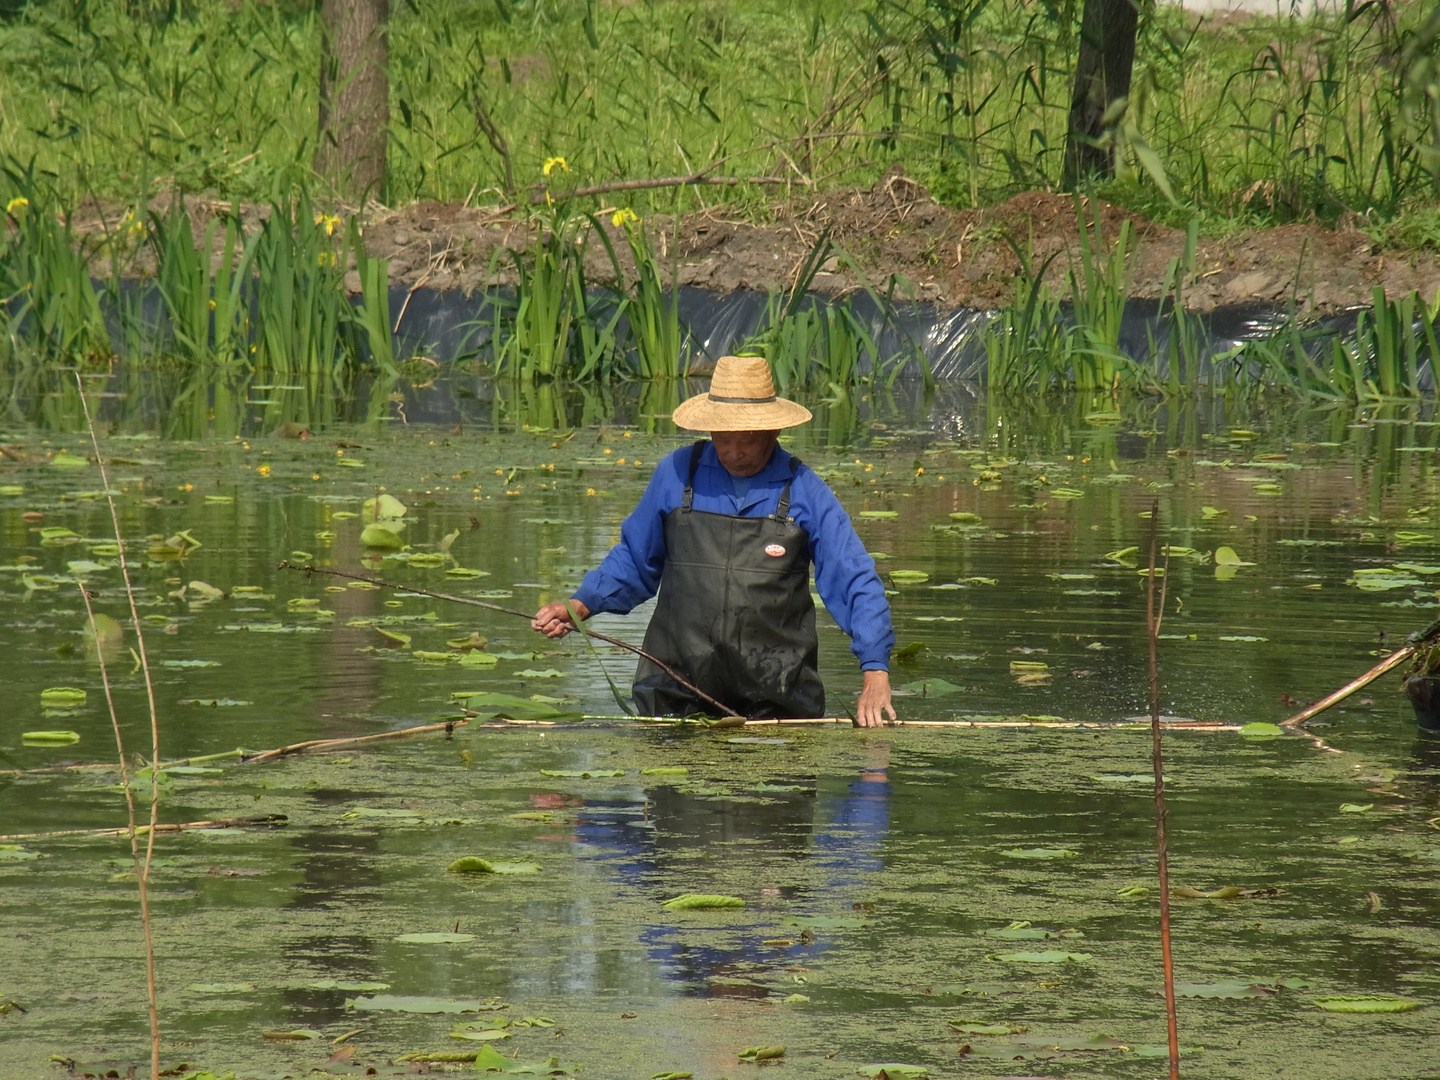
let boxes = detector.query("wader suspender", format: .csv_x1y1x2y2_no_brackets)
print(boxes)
682,440,798,524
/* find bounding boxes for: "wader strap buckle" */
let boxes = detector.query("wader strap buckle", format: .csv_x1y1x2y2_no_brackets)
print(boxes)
773,454,801,524
681,440,706,512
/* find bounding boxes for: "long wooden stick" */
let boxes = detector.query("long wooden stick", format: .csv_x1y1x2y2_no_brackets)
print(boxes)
1146,501,1181,1080
1279,631,1439,728
276,561,743,719
0,815,287,843
77,374,162,1080
242,720,470,764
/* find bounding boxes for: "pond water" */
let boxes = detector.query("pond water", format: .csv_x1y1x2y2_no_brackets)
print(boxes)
2,376,1439,1078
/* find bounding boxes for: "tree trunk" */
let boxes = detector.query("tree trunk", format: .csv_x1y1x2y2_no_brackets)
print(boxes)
1061,0,1139,190
316,0,390,200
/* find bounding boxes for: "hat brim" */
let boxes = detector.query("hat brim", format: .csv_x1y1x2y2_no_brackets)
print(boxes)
672,393,813,432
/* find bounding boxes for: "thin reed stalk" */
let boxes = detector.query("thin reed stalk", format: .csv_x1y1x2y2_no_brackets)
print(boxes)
1145,498,1181,1080
75,373,163,1080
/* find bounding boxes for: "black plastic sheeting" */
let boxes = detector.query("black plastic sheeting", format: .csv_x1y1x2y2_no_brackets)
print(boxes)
88,279,1369,383
385,284,1303,383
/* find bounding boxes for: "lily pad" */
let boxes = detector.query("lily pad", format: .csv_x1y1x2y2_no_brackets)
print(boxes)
898,677,963,697
890,570,929,583
947,1021,1026,1035
262,1029,324,1041
21,730,80,745
39,687,86,706
538,769,623,778
1001,848,1078,860
393,932,476,944
1313,995,1422,1013
989,950,1093,963
445,567,491,578
641,767,690,776
1176,981,1275,999
1214,546,1255,566
361,524,406,549
738,1046,785,1061
661,894,745,910
858,510,899,519
1339,803,1374,813
858,1067,927,1079
450,1029,512,1041
0,845,41,861
948,512,982,524
1239,723,1285,738
349,995,487,1013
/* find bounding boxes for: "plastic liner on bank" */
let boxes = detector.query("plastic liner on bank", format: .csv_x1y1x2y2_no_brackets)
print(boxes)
88,280,1394,384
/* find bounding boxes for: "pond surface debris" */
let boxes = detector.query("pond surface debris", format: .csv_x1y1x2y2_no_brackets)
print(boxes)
1,385,1438,1078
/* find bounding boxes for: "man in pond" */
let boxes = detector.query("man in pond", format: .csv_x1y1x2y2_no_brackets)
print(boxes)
532,355,895,726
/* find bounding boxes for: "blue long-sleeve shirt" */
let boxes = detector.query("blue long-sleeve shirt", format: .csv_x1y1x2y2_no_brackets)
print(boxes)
573,442,894,670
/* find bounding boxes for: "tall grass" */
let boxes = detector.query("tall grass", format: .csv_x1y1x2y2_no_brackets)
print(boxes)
5,0,1440,230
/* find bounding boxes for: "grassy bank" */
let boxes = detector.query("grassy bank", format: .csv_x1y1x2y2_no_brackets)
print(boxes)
3,0,1440,237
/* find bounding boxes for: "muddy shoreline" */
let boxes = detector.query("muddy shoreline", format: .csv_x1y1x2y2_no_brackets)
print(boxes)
75,176,1440,316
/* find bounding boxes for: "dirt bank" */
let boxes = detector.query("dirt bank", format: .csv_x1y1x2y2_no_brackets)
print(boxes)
91,174,1440,314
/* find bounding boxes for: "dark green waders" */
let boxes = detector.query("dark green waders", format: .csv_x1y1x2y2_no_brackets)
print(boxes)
632,441,826,719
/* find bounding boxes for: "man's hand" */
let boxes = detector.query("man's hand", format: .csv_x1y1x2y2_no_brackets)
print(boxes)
532,598,591,639
856,669,895,728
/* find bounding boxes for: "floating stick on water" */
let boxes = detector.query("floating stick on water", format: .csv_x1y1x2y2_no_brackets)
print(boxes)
1279,615,1440,728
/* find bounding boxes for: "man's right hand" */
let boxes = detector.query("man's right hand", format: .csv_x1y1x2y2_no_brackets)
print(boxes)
532,598,591,639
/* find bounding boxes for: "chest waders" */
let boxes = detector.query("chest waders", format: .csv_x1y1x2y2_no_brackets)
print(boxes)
632,441,825,719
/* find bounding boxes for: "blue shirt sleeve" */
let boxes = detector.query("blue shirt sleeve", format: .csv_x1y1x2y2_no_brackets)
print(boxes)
571,446,687,616
793,467,894,671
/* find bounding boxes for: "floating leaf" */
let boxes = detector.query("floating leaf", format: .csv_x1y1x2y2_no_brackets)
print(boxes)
641,767,690,776
989,950,1092,963
982,922,1083,941
1219,635,1268,642
1214,546,1254,566
858,511,898,519
1395,531,1433,543
50,453,89,468
1339,803,1374,813
21,730,80,745
1048,488,1086,499
460,651,501,667
897,678,963,697
515,668,566,678
1313,995,1422,1013
892,640,928,659
1201,506,1228,519
262,1029,323,1041
948,512,982,524
1001,848,1077,860
450,1029,512,1041
1175,981,1275,999
393,932,476,944
539,769,623,778
39,687,86,706
1132,1044,1206,1057
1239,723,1285,738
445,567,491,578
349,995,486,1013
662,894,745,910
858,1067,927,1079
738,1046,785,1061
361,523,406,549
363,494,407,520
375,628,411,647
0,845,41,861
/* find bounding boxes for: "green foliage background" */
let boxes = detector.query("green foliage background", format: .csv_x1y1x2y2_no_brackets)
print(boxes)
4,0,1440,230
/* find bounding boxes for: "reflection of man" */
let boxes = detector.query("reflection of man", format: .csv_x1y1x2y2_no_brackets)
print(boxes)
533,355,895,726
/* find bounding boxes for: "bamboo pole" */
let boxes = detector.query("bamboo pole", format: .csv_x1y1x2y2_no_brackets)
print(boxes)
1279,645,1427,729
0,815,288,843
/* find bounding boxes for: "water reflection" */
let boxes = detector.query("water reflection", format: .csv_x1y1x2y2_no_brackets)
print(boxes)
559,749,893,999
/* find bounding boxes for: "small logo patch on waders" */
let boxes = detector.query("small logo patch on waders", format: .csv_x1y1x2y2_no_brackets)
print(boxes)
764,543,786,557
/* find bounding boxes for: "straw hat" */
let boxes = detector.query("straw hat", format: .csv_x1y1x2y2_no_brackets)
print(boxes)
672,356,813,431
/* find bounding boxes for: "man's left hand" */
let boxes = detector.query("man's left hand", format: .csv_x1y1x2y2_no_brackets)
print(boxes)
856,669,896,728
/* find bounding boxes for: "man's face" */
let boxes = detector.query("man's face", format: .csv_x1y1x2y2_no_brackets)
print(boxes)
712,430,779,477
